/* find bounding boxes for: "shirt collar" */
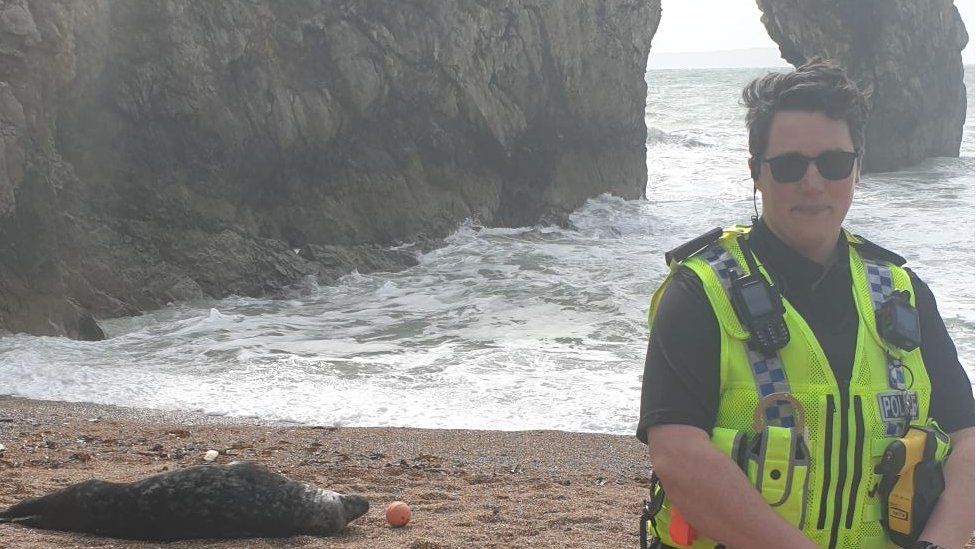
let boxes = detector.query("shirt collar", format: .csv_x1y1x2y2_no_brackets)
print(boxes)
748,219,849,292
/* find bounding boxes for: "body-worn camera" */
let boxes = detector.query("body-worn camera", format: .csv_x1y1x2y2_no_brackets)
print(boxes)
877,290,921,352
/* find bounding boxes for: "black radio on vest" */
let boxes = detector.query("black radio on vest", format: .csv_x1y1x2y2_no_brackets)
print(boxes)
729,236,790,357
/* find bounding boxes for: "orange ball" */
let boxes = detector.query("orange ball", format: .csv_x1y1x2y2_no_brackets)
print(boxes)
385,501,411,527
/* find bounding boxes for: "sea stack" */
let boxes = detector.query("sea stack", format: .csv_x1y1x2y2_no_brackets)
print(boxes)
757,0,969,172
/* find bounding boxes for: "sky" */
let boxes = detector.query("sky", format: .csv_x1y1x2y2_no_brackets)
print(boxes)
650,0,975,64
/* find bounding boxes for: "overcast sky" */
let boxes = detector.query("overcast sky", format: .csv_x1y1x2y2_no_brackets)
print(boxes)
651,0,975,64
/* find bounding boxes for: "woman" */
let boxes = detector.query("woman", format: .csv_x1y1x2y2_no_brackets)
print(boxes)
637,60,974,549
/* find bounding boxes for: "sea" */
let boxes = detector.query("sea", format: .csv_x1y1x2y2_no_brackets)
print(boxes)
0,66,973,435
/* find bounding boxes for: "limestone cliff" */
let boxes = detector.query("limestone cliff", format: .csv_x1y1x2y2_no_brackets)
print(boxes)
757,0,969,172
0,0,659,339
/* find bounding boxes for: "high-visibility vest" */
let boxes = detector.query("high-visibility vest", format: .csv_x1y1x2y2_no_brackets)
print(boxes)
645,226,937,549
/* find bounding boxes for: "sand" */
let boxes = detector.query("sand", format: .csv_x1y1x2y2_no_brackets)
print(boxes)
0,396,652,548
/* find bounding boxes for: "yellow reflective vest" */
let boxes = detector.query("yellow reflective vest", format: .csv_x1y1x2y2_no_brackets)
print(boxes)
645,226,941,549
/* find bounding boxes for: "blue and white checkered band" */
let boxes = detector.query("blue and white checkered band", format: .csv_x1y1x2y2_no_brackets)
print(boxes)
888,357,906,389
701,244,796,429
865,261,894,305
863,259,907,392
752,355,797,428
700,246,741,294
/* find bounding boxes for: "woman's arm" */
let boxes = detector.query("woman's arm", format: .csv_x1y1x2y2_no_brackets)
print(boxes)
917,426,975,549
647,424,819,549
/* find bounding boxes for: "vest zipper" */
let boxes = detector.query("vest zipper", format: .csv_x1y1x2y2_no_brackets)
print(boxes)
816,395,836,529
845,396,866,528
827,387,850,549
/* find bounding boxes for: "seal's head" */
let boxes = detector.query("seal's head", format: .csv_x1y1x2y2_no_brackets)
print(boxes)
341,494,369,522
303,488,369,535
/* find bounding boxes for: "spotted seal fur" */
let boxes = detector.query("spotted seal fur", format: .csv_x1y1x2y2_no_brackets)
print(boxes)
0,461,369,540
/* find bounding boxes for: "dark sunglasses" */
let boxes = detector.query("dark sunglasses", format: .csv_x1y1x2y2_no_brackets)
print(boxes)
761,150,859,183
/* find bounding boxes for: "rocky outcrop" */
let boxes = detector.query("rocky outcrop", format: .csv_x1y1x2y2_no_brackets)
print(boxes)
0,0,658,339
757,0,969,172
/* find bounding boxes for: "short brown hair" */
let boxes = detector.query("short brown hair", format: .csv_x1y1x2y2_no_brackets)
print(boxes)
742,59,868,167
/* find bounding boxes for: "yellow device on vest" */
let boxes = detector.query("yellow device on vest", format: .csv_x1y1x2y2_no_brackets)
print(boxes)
876,425,949,547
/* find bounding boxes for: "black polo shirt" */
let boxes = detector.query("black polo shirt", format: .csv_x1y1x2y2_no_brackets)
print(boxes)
637,220,975,443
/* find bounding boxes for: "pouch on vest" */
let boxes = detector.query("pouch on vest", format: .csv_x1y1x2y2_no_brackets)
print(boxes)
746,425,810,529
711,426,748,469
876,423,950,548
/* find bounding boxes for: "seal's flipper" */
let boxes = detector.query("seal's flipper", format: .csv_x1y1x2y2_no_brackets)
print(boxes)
0,495,48,523
9,515,43,527
0,512,44,527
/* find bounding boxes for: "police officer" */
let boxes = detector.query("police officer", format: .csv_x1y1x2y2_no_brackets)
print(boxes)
637,60,974,549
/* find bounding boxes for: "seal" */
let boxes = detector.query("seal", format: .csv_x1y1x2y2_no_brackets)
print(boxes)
0,461,369,540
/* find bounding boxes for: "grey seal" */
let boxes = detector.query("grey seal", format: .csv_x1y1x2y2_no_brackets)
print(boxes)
0,461,369,540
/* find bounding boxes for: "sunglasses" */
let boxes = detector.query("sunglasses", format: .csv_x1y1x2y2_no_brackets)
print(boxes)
761,150,859,183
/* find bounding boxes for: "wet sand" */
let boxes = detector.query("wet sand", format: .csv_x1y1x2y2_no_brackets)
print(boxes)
0,396,651,548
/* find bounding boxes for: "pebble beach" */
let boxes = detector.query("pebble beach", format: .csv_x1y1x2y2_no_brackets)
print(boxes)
0,396,651,548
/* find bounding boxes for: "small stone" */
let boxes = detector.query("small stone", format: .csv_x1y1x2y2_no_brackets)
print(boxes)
204,449,219,462
0,443,5,453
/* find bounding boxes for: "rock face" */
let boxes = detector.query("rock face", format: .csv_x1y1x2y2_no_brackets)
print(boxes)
757,0,969,172
0,0,658,339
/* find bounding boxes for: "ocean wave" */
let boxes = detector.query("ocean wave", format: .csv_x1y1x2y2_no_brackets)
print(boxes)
646,126,710,148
